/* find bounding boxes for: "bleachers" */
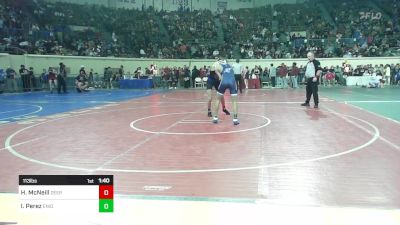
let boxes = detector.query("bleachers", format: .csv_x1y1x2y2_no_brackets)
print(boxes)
0,0,399,59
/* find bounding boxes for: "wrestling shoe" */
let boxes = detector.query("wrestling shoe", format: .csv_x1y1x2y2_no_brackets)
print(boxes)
212,117,219,124
222,108,230,115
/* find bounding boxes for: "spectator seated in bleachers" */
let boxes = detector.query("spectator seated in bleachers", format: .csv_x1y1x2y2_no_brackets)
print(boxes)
396,70,400,85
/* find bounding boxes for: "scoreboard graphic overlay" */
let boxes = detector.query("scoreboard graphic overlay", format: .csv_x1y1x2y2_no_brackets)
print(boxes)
19,175,114,213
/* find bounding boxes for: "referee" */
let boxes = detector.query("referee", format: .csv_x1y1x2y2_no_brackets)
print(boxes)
301,52,322,108
231,59,243,94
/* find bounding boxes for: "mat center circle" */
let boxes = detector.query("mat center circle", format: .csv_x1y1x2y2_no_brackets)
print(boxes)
130,112,271,135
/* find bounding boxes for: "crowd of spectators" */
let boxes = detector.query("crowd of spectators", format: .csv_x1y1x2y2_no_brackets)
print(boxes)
2,61,398,94
1,0,400,59
323,0,396,58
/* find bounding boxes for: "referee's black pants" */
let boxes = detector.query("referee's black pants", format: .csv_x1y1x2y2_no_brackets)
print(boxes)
21,75,31,92
271,77,276,87
57,77,67,93
305,77,319,105
234,74,243,93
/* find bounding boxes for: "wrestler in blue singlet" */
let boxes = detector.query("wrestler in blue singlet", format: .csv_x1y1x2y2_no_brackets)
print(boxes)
217,63,238,96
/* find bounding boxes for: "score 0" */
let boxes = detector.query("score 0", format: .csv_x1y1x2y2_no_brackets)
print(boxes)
99,184,113,213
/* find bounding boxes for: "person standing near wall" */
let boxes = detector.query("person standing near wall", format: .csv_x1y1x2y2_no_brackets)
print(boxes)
88,68,94,87
40,68,48,90
57,62,68,94
298,65,305,86
385,64,391,85
118,65,124,80
269,64,276,87
19,65,30,92
278,63,288,88
191,66,199,88
183,65,190,88
243,66,249,89
48,67,57,94
104,67,113,89
0,69,5,93
27,67,36,91
6,67,18,92
290,62,299,88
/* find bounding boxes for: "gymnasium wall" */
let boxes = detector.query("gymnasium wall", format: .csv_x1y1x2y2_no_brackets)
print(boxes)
0,53,398,75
